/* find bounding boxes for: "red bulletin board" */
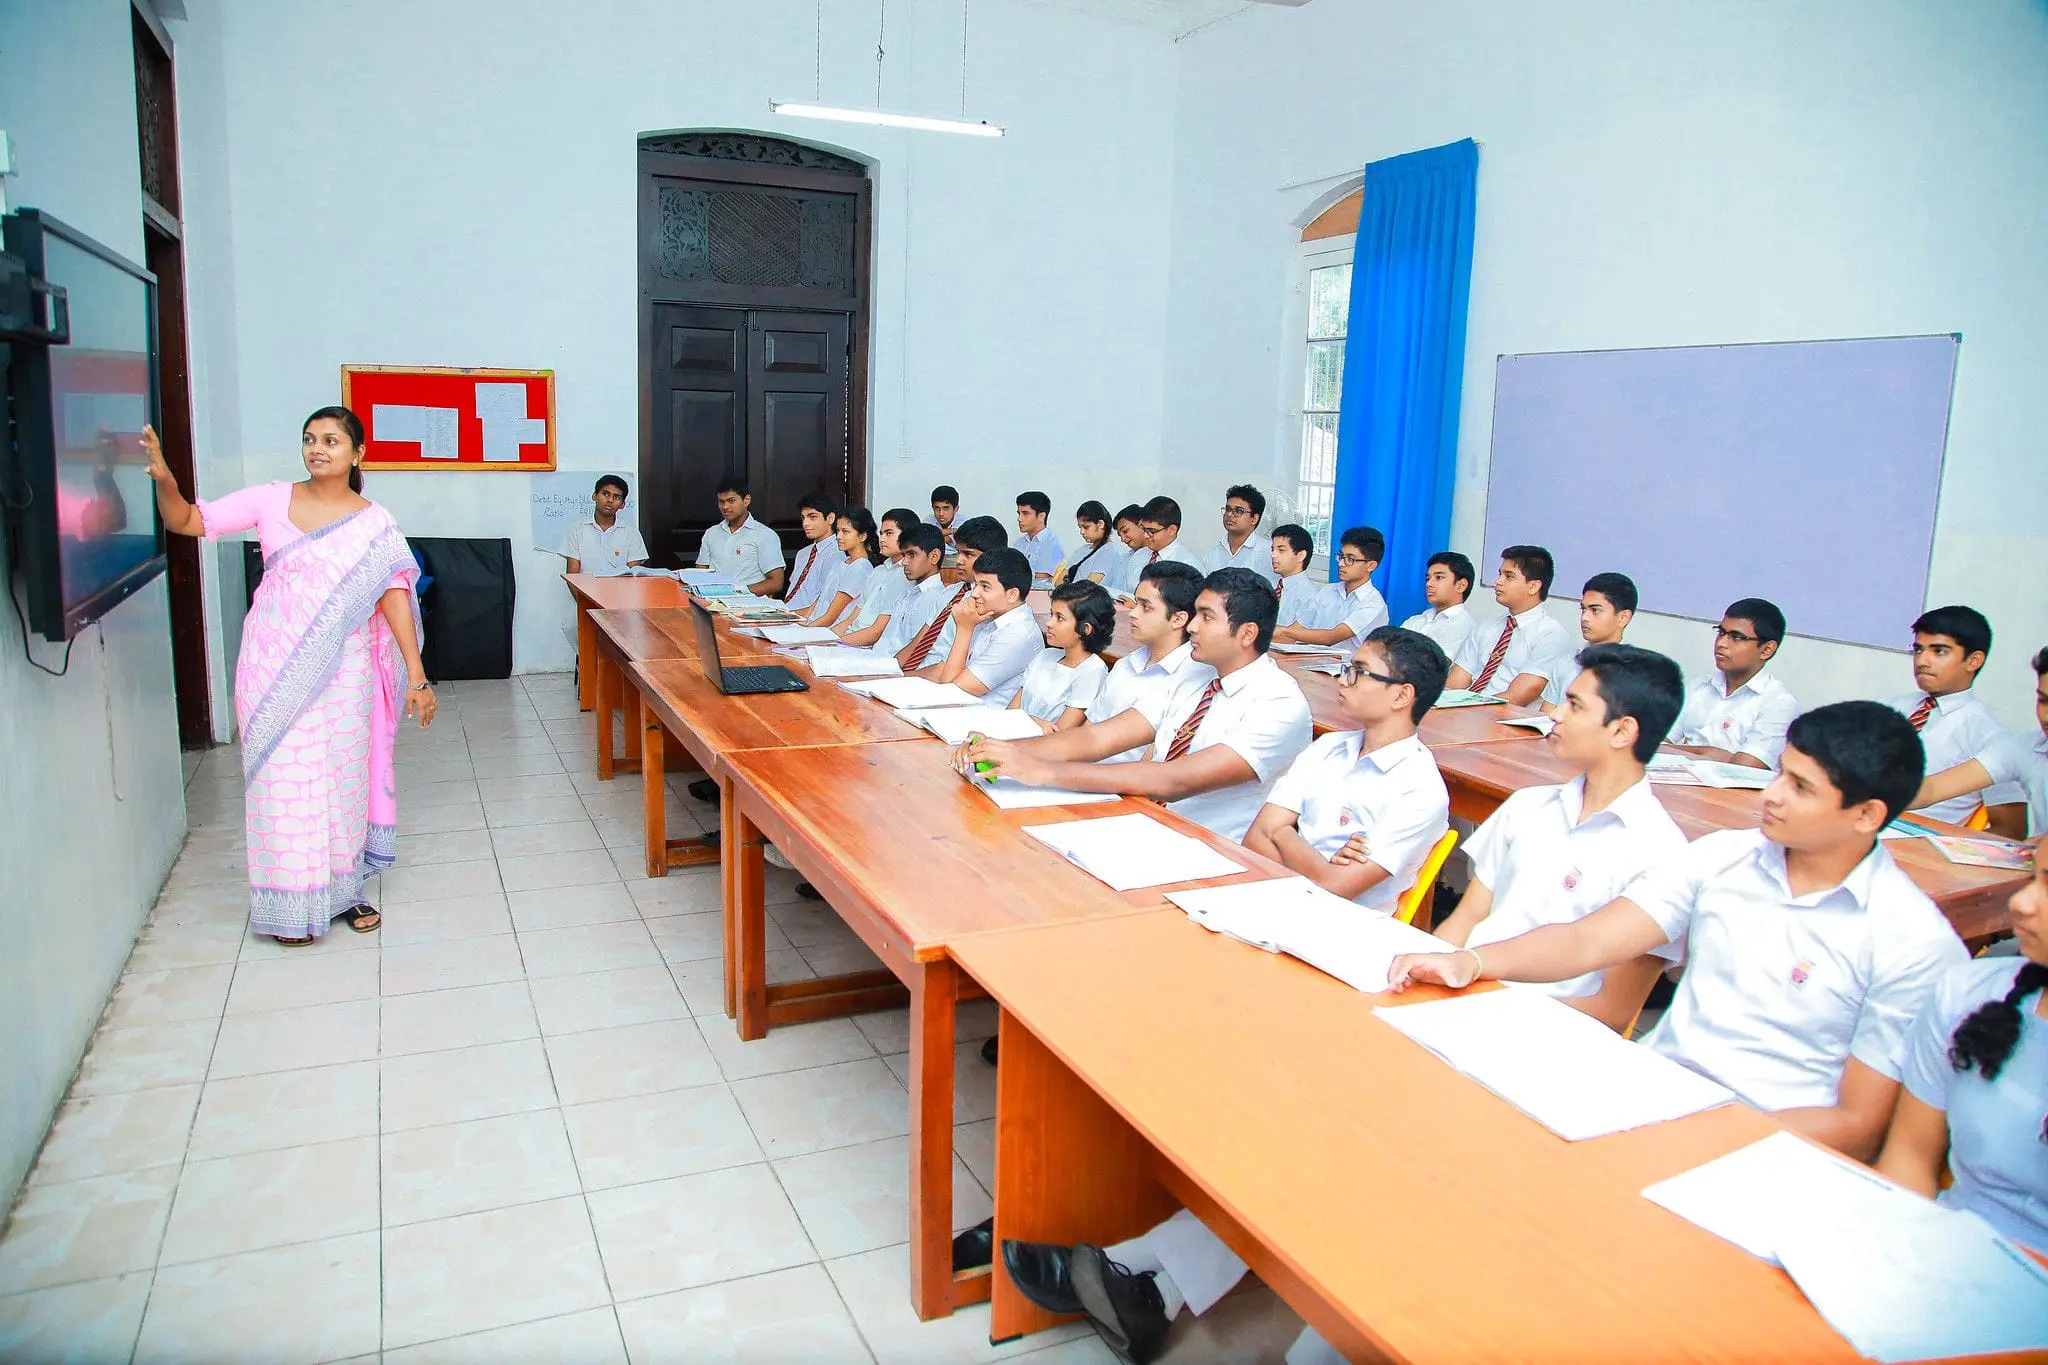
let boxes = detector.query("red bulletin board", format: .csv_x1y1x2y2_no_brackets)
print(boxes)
341,365,557,472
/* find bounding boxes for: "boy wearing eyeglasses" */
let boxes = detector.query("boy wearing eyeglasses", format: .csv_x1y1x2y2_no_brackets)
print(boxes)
1668,597,1799,770
1269,525,1389,659
1200,484,1276,585
1242,627,1451,911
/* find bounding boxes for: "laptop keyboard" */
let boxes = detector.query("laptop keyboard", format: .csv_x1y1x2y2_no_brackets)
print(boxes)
723,664,801,692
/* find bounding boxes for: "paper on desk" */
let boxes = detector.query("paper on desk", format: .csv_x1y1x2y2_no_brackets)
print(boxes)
839,677,982,709
805,647,902,679
1373,989,1736,1140
1647,753,1706,786
1928,834,2033,870
1684,759,1775,790
900,706,1045,744
677,568,729,585
1496,714,1555,735
1295,659,1345,677
759,624,842,645
1431,689,1506,709
1168,877,1453,992
1270,642,1346,657
622,565,679,578
1023,811,1243,891
969,774,1119,810
1640,1130,1917,1264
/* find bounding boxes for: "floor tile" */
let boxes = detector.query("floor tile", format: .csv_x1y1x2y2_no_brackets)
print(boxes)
381,859,502,905
382,1109,582,1226
134,1231,380,1365
187,1060,380,1161
29,1086,199,1185
824,1244,1092,1362
237,921,379,961
885,1042,998,1125
702,1017,876,1082
506,882,639,934
561,1084,760,1191
0,1271,151,1364
224,948,380,1015
102,965,235,1029
488,818,604,860
404,778,484,809
380,1037,558,1132
799,939,889,977
542,1019,720,1108
955,1119,996,1194
529,965,686,1036
157,1135,379,1266
403,801,489,835
731,1057,909,1159
481,773,578,804
69,1019,218,1098
854,1008,912,1056
381,1197,610,1350
484,795,592,828
209,998,378,1079
646,910,790,966
671,951,813,1017
125,922,245,973
376,893,514,946
624,872,724,919
381,933,526,996
383,1305,626,1364
517,920,661,980
394,828,497,866
499,849,622,895
775,1135,991,1260
768,901,865,948
0,1167,180,1295
585,1163,813,1302
381,981,537,1056
614,1263,872,1363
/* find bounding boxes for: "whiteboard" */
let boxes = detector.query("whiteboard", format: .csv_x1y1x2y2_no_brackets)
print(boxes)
1480,336,1958,650
530,471,635,555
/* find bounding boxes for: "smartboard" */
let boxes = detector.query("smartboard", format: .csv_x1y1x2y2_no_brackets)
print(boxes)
1480,335,1958,650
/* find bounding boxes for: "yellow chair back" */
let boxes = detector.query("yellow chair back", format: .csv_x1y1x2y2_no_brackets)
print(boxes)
1964,804,1991,831
1397,829,1460,927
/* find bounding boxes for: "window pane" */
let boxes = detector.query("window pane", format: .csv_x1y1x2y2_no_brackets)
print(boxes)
1296,482,1333,557
1303,340,1344,412
1299,411,1339,485
1308,263,1350,341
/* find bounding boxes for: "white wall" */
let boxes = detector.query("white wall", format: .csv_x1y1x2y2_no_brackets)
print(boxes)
1162,0,2048,730
204,0,1179,672
0,0,189,1205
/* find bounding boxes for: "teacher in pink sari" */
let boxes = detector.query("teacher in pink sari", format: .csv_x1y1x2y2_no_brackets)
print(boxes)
145,406,435,945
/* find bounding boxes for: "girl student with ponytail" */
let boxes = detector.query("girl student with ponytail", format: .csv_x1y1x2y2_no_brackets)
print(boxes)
1878,845,2048,1249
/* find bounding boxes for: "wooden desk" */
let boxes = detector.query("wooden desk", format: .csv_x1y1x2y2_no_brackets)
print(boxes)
723,740,1287,1321
1275,657,1546,742
954,910,1860,1362
586,607,770,780
564,573,688,711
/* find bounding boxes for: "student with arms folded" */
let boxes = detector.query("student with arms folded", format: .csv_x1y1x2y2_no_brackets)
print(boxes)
1011,581,1114,732
1668,597,1798,769
912,545,1042,704
1270,525,1389,658
1577,572,1636,646
1269,524,1320,630
1399,550,1479,662
800,505,880,627
1387,701,1968,1162
1913,643,2048,837
781,490,842,616
1012,489,1065,578
1200,484,1275,584
1445,544,1574,705
695,477,786,596
930,484,964,552
1883,605,2028,835
561,474,646,578
1058,500,1122,587
827,507,918,645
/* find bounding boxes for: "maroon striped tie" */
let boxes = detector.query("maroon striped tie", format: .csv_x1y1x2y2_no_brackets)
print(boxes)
902,583,972,670
1906,694,1936,731
1164,679,1223,761
1471,615,1517,691
785,544,820,602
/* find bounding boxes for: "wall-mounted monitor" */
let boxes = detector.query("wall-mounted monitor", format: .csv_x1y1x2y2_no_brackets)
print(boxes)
2,209,165,641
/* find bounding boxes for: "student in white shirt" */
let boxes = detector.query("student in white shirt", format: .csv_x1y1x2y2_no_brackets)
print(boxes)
1882,605,2027,834
955,567,1312,843
1269,524,1321,630
1058,500,1122,587
1669,597,1799,769
1272,525,1389,658
1108,504,1153,597
896,517,1007,673
874,524,952,657
915,545,1043,705
1200,484,1275,585
1389,701,1969,1162
1914,643,2048,837
560,474,647,578
1245,626,1451,911
831,508,919,646
1011,490,1065,579
1136,496,1204,573
1577,571,1636,646
1445,544,1575,706
777,490,841,615
1877,856,2048,1252
1087,562,1206,763
801,505,881,627
1012,582,1114,732
1398,550,1480,663
695,478,787,596
930,483,964,553
1434,643,1690,1031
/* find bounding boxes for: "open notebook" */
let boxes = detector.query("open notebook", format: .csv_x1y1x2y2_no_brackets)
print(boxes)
1167,877,1452,993
900,706,1045,744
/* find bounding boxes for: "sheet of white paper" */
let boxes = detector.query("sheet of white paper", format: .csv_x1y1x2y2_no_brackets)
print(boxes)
1270,642,1345,656
760,625,841,645
1023,811,1243,891
623,565,676,578
1497,714,1556,735
1431,689,1506,709
678,568,732,586
371,403,460,459
1168,878,1453,992
839,677,983,709
1640,1131,1916,1264
1373,989,1736,1140
1685,759,1775,790
971,775,1120,810
805,648,902,679
901,706,1045,744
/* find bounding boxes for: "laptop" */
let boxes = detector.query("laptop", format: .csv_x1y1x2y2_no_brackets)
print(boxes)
688,600,809,696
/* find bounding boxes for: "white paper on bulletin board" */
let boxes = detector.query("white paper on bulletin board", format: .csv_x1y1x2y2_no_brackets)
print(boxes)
531,471,635,554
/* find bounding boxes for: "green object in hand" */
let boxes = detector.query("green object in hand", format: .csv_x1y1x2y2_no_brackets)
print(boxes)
973,760,994,775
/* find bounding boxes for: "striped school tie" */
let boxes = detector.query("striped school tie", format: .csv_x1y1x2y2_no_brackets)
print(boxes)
1148,547,1160,565
902,583,972,670
1906,694,1937,731
785,544,820,602
1163,679,1223,761
1471,615,1517,691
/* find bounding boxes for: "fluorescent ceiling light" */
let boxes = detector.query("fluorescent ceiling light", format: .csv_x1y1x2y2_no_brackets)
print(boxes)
770,101,1005,138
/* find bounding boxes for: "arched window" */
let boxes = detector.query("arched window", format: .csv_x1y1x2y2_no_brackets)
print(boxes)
1287,188,1359,558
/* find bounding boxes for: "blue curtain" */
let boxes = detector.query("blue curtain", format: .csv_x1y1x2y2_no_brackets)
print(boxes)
1329,138,1478,624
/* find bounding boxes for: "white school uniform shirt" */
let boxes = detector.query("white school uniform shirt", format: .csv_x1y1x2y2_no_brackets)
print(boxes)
848,561,910,632
1463,776,1689,999
1143,653,1314,842
959,602,1046,706
695,514,785,587
1264,732,1449,912
782,537,837,612
560,517,647,577
815,555,874,618
1400,602,1479,664
1088,640,1208,763
1978,731,2048,836
1885,690,2026,824
1149,537,1204,572
1302,580,1389,657
1629,829,1967,1112
1061,539,1122,587
1016,649,1109,724
1672,668,1800,767
1012,528,1066,578
1109,545,1152,596
1202,534,1276,585
876,573,957,656
1453,605,1577,705
1273,572,1319,629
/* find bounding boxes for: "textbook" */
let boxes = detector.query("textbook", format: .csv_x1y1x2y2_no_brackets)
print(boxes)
1927,834,2032,870
1023,811,1242,890
759,624,841,645
1431,690,1505,709
804,647,901,679
898,706,1045,745
1168,877,1452,992
839,677,983,709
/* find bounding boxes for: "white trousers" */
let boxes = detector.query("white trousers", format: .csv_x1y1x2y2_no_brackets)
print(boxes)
1107,1209,1344,1365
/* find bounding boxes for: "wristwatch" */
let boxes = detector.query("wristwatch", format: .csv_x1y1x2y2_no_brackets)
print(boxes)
410,680,433,692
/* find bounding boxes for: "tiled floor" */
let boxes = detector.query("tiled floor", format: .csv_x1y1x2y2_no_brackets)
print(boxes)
1,673,1294,1363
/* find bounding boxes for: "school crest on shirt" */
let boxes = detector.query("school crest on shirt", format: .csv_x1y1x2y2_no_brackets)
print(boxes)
1562,867,1581,891
1790,960,1812,986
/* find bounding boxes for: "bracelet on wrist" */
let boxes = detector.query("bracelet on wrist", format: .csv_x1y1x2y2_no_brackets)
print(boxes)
410,680,433,692
1460,946,1485,980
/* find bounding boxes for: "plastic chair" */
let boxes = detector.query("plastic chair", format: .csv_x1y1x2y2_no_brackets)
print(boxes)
1964,804,1991,831
1396,829,1460,927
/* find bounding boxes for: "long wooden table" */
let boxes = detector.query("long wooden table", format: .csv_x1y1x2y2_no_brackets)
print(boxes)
587,605,781,781
955,909,1864,1362
566,573,690,711
722,739,1289,1321
1274,656,1549,742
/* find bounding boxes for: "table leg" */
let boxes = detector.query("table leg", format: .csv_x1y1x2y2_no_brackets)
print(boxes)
595,650,617,780
641,713,668,879
908,959,963,1321
733,799,768,1038
722,778,740,1020
577,602,596,711
622,675,644,768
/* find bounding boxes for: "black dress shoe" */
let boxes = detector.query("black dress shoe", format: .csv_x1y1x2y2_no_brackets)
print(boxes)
686,778,718,802
979,1035,999,1066
951,1217,994,1272
1070,1244,1170,1364
795,881,823,901
1001,1239,1082,1315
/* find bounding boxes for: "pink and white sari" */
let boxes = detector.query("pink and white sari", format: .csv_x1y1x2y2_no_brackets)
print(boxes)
200,482,420,939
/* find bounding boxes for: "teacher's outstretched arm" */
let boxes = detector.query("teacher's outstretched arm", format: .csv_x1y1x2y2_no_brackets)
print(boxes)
141,425,204,538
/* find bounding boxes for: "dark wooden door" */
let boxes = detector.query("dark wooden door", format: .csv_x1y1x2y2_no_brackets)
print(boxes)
747,310,849,535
